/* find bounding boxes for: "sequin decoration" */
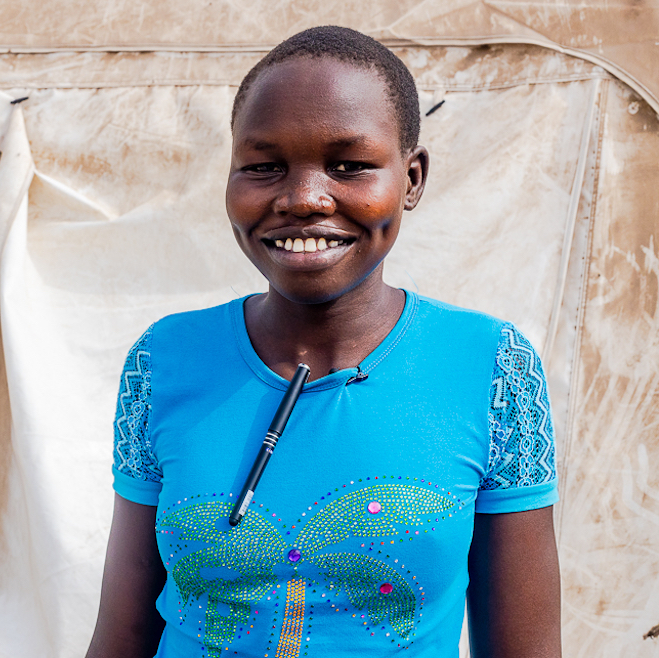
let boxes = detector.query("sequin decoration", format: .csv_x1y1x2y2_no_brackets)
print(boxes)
159,501,286,654
295,485,455,554
287,548,301,563
309,552,416,638
156,483,462,657
275,578,306,658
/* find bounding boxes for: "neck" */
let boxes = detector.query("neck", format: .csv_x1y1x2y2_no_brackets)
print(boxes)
244,272,405,381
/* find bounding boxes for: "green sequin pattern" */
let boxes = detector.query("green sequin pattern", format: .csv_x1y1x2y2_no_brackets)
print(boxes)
309,552,416,637
160,501,286,652
156,482,463,656
295,485,454,554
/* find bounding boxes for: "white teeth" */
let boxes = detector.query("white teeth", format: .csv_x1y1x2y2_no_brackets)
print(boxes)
275,237,346,251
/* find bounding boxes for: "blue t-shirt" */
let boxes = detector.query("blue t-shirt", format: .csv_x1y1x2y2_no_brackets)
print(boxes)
112,292,558,658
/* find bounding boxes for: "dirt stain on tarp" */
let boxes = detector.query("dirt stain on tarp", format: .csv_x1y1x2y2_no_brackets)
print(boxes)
561,79,659,656
643,623,659,639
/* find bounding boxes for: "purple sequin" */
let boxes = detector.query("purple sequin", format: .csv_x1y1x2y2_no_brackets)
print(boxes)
287,548,301,563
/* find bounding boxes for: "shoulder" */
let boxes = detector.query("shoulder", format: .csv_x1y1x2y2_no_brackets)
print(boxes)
144,297,253,391
412,294,544,356
415,294,505,334
147,297,247,356
409,293,507,363
152,298,237,337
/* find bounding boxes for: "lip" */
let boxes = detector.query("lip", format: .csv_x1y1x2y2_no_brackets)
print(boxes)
262,239,354,271
261,223,357,242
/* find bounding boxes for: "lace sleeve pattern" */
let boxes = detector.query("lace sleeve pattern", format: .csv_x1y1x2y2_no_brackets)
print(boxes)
113,325,162,483
480,323,556,491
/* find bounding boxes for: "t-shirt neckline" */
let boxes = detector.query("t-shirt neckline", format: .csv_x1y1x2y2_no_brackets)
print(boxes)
230,289,419,391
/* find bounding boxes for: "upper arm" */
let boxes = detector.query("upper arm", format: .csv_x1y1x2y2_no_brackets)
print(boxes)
88,326,166,657
467,324,561,656
467,507,561,658
86,494,166,658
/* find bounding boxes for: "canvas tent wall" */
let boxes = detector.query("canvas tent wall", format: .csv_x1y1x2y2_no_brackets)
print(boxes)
0,2,658,657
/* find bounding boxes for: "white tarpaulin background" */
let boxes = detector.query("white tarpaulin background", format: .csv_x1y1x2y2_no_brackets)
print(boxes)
0,3,658,657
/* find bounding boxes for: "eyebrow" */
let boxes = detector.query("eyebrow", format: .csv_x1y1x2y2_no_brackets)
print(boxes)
241,138,278,151
327,136,370,148
240,135,372,151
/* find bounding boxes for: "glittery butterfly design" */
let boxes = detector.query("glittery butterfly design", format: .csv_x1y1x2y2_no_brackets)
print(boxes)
158,483,456,657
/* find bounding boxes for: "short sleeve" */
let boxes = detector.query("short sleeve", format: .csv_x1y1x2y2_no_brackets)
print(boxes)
476,323,559,513
111,325,162,505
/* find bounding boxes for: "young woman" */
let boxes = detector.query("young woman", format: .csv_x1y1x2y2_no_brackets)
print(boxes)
87,26,561,658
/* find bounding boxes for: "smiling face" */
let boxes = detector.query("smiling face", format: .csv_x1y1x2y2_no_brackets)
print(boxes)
226,57,428,305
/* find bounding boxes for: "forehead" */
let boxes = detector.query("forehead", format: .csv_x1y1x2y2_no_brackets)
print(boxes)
233,58,400,147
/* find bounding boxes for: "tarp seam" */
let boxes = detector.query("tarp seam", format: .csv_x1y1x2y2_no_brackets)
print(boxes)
543,78,602,363
0,37,655,112
556,78,610,539
0,73,612,91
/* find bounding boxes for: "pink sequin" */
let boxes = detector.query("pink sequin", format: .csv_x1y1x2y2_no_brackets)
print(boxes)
379,583,393,594
367,501,381,514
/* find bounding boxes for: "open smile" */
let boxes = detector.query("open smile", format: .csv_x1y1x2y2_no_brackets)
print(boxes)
261,235,356,270
266,236,351,253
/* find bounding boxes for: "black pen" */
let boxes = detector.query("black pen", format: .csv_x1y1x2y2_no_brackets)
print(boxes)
229,363,311,526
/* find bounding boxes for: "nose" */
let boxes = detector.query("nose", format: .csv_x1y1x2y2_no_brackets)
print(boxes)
273,171,336,217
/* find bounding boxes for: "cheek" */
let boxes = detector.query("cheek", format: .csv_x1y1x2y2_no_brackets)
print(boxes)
351,176,406,226
225,177,266,234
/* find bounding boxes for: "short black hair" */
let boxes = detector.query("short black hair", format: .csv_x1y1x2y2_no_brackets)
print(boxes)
231,25,420,153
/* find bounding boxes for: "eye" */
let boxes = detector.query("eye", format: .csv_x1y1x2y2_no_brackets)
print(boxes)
243,163,284,174
332,162,367,174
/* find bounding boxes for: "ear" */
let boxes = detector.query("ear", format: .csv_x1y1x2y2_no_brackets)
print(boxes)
404,145,430,211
